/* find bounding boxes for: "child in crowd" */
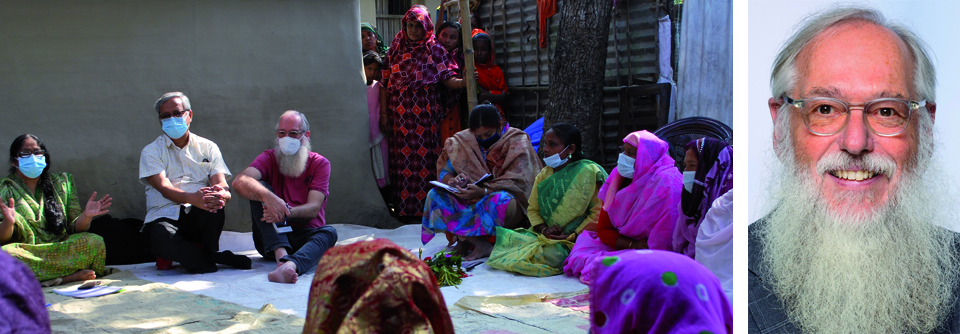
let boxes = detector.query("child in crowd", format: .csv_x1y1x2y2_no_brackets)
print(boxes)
471,32,509,123
364,52,390,202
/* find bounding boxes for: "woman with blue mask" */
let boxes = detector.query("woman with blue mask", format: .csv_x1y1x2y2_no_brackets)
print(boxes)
0,134,112,286
672,137,732,258
487,123,608,277
562,130,682,284
421,104,541,261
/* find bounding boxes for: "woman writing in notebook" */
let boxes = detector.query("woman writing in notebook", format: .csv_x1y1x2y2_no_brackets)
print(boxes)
421,104,541,261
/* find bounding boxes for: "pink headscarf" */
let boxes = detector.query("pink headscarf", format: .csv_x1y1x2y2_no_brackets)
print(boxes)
598,130,682,250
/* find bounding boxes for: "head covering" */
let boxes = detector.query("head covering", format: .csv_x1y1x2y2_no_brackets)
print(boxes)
383,6,456,92
589,250,732,334
674,138,732,257
694,189,733,301
0,251,50,332
361,22,389,56
304,239,454,334
599,130,682,250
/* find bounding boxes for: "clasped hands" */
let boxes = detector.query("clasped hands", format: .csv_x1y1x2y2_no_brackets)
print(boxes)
194,185,229,213
261,196,291,224
447,174,485,200
540,225,569,240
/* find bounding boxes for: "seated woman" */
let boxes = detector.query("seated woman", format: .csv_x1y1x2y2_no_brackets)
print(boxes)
562,130,682,284
421,104,541,261
695,188,733,301
673,137,732,258
486,124,607,277
589,250,732,334
0,134,111,286
304,239,454,333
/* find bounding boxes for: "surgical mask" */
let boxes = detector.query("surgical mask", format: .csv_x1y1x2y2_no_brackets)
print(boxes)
17,155,46,179
682,171,697,192
476,131,501,150
161,116,189,139
617,153,635,178
278,136,302,155
543,145,571,168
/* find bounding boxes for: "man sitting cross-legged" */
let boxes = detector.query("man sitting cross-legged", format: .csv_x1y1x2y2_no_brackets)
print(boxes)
232,110,338,283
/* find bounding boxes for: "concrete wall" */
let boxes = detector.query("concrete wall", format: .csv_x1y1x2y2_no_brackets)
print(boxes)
0,0,398,231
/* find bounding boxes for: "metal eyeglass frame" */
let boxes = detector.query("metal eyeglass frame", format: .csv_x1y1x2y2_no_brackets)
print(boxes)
782,95,925,137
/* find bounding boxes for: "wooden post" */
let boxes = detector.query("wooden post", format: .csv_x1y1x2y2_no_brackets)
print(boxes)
456,0,478,112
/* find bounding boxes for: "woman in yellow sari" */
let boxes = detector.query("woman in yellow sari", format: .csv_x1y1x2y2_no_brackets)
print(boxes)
1,134,111,286
487,124,607,276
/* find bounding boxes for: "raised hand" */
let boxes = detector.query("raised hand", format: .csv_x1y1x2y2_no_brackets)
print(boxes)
84,192,112,217
1,198,16,223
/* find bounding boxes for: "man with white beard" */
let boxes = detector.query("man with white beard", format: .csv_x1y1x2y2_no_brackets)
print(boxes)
233,111,338,284
748,6,960,334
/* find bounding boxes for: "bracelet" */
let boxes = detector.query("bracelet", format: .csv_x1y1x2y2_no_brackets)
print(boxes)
483,188,488,196
628,240,634,249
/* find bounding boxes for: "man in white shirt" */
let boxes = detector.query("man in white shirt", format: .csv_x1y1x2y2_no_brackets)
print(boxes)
139,92,251,273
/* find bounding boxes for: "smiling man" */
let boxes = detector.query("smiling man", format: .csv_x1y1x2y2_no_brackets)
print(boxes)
748,6,960,334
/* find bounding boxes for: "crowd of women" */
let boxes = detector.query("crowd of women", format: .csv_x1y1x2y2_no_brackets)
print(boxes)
357,5,733,332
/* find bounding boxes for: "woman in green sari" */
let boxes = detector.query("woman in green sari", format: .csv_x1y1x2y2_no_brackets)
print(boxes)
1,134,111,286
487,124,608,276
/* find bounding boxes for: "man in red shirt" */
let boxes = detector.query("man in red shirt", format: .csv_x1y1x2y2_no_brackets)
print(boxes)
232,111,338,284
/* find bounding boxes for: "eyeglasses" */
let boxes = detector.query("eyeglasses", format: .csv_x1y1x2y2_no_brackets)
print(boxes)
276,130,305,139
17,150,44,159
158,109,190,120
782,95,925,137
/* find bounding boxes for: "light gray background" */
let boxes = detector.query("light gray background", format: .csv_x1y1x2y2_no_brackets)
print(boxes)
0,1,396,231
747,0,960,222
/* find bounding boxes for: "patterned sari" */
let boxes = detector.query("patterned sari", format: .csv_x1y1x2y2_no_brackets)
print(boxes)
0,173,105,281
421,127,541,244
486,159,607,277
303,239,453,334
382,6,459,216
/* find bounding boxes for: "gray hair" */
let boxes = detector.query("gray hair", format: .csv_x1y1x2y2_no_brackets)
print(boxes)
154,92,192,113
276,110,310,132
770,6,937,103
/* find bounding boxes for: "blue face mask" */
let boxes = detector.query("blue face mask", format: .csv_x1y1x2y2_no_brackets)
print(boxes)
476,130,501,150
17,155,46,179
161,116,189,139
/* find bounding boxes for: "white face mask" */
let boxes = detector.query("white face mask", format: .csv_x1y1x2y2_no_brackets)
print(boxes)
543,145,571,168
278,136,302,155
682,171,697,192
617,153,635,178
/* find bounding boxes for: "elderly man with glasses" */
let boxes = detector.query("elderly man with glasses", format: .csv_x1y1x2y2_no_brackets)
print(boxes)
747,6,960,334
139,91,252,273
232,110,338,284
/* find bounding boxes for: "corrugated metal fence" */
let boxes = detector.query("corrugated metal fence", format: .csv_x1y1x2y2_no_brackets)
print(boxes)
466,0,669,166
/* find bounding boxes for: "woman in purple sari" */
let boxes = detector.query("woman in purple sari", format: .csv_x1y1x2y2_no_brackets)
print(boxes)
589,250,732,334
672,137,732,258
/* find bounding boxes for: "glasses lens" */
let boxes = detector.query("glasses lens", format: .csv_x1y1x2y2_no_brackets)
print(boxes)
802,98,847,135
18,151,42,158
866,100,910,135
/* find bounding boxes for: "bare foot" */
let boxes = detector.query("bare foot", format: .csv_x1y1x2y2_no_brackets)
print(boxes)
60,269,96,284
464,240,493,261
268,261,298,284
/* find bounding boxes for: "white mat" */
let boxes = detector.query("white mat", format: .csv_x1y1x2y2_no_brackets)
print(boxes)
111,224,588,318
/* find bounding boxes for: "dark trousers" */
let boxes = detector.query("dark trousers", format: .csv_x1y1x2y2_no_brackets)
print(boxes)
146,206,224,273
250,181,338,275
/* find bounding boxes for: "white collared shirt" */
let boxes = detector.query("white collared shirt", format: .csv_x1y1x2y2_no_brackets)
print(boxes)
139,133,231,225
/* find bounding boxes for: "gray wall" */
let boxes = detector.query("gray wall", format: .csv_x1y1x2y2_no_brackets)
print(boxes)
0,0,398,231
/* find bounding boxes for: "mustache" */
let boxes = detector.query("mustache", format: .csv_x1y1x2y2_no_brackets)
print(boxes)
815,151,896,179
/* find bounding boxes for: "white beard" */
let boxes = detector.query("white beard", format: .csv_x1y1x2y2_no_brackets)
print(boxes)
276,138,311,178
763,110,958,333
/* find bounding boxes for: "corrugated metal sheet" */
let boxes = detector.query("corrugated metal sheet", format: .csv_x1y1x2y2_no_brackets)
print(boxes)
475,0,663,166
